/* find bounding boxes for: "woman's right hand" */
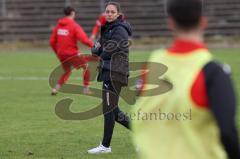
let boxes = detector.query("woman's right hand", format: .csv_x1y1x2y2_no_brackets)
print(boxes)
91,41,102,57
94,41,101,49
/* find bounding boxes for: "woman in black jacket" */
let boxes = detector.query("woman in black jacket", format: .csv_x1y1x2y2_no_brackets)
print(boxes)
88,2,132,154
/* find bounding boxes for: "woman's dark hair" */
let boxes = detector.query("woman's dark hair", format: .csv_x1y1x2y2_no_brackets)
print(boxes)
64,6,75,16
167,0,203,30
105,1,121,13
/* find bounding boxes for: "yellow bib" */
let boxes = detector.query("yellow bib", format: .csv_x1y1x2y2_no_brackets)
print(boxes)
132,49,227,159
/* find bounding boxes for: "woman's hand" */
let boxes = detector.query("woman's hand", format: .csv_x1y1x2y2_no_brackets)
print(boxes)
92,41,102,57
94,41,101,49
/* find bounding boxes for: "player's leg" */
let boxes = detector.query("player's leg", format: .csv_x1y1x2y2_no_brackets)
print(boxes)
82,65,94,95
73,55,93,94
52,70,71,95
52,59,72,95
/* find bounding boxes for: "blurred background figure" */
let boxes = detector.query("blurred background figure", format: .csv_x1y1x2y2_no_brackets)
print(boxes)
90,12,126,41
49,6,94,95
132,0,240,159
90,13,107,41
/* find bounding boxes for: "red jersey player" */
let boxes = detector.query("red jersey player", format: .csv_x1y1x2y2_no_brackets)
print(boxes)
90,13,107,41
50,6,94,95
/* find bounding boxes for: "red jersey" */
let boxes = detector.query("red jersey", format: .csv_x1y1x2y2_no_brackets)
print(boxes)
91,13,107,37
50,17,93,56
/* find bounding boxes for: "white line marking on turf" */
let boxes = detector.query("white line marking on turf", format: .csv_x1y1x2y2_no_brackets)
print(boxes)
0,76,82,81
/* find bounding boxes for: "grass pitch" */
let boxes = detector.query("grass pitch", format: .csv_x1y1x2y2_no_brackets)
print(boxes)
0,47,239,159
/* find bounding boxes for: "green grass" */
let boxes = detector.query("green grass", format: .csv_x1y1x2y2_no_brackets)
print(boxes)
0,47,239,159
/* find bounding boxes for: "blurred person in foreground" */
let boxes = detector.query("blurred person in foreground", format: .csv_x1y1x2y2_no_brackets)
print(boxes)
50,6,94,95
88,1,132,154
132,0,240,159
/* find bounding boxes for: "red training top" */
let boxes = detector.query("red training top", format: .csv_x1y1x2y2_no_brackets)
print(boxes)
50,17,93,56
91,13,107,37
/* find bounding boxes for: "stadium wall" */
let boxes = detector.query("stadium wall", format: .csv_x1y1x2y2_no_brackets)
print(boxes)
0,0,240,42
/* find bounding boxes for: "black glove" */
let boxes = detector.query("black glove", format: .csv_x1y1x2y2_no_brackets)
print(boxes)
91,41,102,57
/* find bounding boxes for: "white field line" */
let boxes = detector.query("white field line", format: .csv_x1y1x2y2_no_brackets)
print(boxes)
0,76,82,81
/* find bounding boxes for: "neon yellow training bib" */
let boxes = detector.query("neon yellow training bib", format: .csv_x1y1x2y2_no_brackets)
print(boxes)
132,49,227,159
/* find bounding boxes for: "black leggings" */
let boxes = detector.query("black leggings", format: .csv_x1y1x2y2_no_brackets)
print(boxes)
102,80,130,147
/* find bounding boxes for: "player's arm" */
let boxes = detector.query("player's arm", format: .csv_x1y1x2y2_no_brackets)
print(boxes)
49,26,58,53
91,19,101,40
204,61,240,159
75,24,93,48
91,14,106,40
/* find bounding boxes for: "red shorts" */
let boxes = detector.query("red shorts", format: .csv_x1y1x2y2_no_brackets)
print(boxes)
58,54,100,71
58,54,88,72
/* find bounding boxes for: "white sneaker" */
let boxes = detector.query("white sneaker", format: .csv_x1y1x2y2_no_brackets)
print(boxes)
87,144,111,154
